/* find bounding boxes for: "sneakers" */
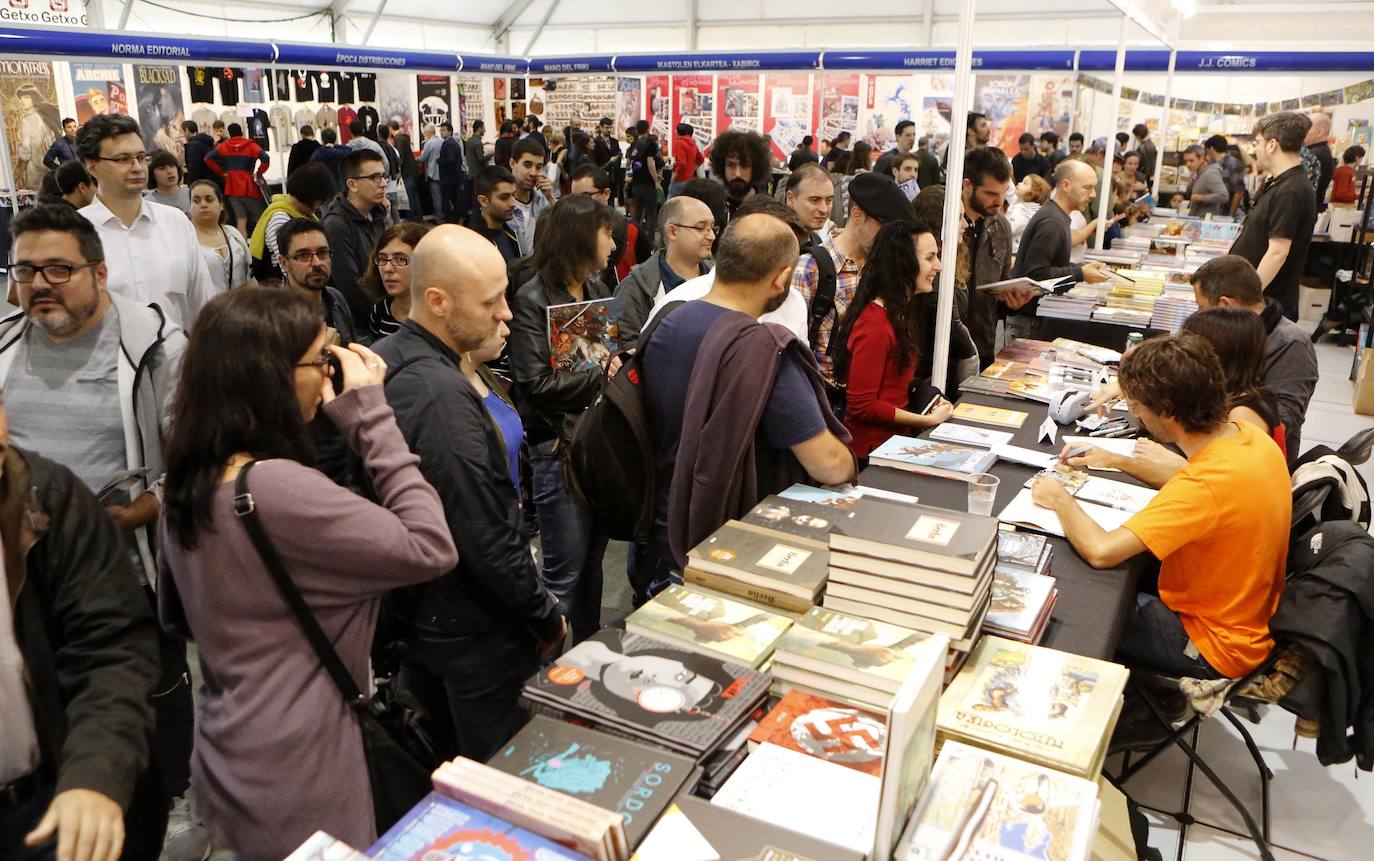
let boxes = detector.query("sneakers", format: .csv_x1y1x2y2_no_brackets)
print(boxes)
161,794,211,861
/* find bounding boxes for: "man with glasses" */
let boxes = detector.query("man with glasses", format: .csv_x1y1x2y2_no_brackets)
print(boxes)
276,218,357,345
321,149,389,325
0,203,188,861
614,195,715,343
76,114,216,331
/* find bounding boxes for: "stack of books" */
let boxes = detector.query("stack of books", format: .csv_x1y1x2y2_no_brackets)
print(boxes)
368,792,597,861
683,513,829,614
894,741,1102,861
624,584,793,669
1038,292,1099,321
937,636,1129,780
1150,287,1199,331
289,832,369,861
488,715,698,850
433,758,628,861
770,606,956,711
985,532,1058,644
632,795,865,861
867,435,999,482
820,495,999,669
520,628,772,762
1083,248,1144,266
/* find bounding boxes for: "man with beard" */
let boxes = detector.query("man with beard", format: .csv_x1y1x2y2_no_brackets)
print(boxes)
957,146,1035,365
940,112,991,174
276,218,357,344
0,203,192,861
373,225,566,761
708,128,772,224
465,166,520,265
638,212,855,599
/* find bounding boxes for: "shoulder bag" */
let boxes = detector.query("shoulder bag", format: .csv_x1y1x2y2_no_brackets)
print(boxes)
233,460,438,832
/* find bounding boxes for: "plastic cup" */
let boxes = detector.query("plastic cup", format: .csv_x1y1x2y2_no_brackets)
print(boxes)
967,473,1000,516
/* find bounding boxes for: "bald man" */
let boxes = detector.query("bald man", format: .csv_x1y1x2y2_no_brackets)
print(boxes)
632,212,855,601
1304,112,1334,211
614,195,716,342
372,225,567,762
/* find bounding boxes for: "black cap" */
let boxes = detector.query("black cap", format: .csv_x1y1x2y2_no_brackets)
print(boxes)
846,172,915,224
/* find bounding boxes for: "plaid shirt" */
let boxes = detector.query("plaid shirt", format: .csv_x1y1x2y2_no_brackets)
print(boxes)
788,230,863,384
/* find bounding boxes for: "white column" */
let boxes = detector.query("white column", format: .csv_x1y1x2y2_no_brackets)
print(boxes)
1094,13,1129,253
931,0,977,390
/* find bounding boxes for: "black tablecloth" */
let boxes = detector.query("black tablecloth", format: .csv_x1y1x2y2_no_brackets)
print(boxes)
856,391,1148,662
1030,315,1166,352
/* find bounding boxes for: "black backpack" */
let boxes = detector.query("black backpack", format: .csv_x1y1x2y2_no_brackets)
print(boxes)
562,302,682,542
802,240,839,349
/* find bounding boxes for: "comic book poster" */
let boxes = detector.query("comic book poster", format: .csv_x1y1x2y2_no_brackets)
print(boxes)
816,73,860,145
453,75,487,136
646,75,670,142
416,75,451,130
764,72,812,162
863,75,915,153
672,74,714,149
132,64,185,162
547,298,618,374
975,74,1031,157
615,76,641,136
921,95,952,142
377,71,413,138
1027,75,1073,141
716,73,760,135
0,60,61,192
70,63,128,125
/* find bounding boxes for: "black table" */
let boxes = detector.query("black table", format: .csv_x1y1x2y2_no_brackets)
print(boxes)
1030,315,1165,352
856,391,1148,662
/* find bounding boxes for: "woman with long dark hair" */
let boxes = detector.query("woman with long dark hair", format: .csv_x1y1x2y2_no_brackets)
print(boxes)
158,287,456,860
835,140,874,226
508,193,619,644
831,220,954,459
361,220,431,340
1181,306,1285,456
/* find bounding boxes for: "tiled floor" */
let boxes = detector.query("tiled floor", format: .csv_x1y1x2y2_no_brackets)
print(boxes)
1117,340,1374,861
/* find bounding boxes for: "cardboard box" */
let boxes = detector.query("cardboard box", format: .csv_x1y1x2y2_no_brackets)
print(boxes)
1091,776,1136,861
1299,286,1332,323
1355,349,1374,417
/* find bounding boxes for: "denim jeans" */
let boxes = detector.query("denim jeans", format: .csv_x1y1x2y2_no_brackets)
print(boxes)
529,439,608,643
628,533,682,608
429,182,445,222
1115,593,1225,680
399,625,538,763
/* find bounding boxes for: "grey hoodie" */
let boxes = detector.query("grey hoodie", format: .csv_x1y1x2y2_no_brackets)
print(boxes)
613,251,712,344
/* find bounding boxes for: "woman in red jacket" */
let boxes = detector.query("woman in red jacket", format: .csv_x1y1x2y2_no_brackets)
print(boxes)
831,219,954,460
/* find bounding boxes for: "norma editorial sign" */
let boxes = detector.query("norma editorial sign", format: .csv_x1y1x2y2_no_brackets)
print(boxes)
0,27,271,62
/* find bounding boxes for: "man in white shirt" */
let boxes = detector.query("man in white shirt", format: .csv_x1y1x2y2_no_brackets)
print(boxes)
76,114,216,332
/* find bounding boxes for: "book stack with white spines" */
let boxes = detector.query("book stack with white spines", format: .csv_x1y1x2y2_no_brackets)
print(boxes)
769,606,955,711
433,757,629,861
984,531,1058,644
936,636,1129,781
682,508,832,615
817,494,1000,680
624,583,794,669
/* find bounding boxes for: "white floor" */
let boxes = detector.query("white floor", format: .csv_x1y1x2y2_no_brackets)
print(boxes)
1114,340,1374,861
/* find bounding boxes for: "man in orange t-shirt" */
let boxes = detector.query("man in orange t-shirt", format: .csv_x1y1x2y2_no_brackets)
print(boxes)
1032,333,1291,679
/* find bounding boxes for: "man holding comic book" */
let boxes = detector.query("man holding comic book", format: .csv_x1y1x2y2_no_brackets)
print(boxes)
1029,333,1290,682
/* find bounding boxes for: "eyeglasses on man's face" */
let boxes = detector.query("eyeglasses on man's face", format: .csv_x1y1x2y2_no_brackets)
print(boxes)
288,250,332,264
350,172,388,185
9,261,100,284
671,223,717,236
92,153,151,167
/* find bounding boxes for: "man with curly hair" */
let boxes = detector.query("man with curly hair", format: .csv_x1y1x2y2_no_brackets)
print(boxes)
709,128,771,223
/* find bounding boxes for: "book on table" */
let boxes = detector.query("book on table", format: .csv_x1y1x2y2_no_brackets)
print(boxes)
520,628,771,760
872,631,950,861
547,297,618,374
739,496,836,548
368,791,596,861
985,565,1058,643
822,590,989,645
630,794,866,861
990,443,1056,470
996,488,1135,539
770,673,892,714
996,530,1050,573
624,583,792,668
825,573,993,627
929,422,1015,449
827,554,995,610
1074,476,1158,513
286,832,370,861
710,741,881,856
869,435,999,481
486,715,698,849
937,635,1130,779
778,481,922,506
826,495,999,576
772,606,943,696
952,402,1030,428
683,518,828,612
746,688,888,776
894,740,1101,861
433,757,626,861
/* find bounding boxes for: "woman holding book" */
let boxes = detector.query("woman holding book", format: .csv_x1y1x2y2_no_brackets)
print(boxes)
831,219,954,461
508,193,620,645
158,288,457,860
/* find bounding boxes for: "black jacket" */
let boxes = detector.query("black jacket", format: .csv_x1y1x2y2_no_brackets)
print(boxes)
1012,198,1084,285
1271,520,1374,770
41,136,79,172
373,320,562,643
287,138,322,178
321,193,388,325
438,136,465,185
182,132,217,186
7,446,160,809
509,272,611,445
464,211,520,265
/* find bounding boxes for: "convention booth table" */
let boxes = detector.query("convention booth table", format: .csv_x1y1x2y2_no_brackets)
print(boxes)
1028,316,1167,352
857,391,1151,663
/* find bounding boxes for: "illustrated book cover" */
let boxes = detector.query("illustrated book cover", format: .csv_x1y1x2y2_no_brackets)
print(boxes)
624,584,793,668
548,297,618,374
773,606,937,693
747,687,888,776
869,435,999,482
369,792,594,861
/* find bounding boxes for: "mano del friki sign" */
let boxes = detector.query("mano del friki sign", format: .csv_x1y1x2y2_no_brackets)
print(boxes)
0,0,88,28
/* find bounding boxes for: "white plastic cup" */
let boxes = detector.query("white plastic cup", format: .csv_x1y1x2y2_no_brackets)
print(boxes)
967,473,1000,516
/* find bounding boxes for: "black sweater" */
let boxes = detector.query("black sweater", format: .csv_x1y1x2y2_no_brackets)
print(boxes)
1012,198,1085,284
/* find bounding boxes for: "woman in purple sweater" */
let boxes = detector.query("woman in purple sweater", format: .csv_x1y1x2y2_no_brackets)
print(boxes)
157,288,457,861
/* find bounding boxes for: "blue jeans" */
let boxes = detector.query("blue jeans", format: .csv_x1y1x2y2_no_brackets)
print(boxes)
530,439,607,643
628,532,681,607
429,180,444,221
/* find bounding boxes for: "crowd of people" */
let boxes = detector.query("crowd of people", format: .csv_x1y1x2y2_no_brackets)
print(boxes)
1,102,1330,861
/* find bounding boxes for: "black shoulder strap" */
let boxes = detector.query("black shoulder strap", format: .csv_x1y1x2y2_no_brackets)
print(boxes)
804,246,839,347
633,299,685,354
233,462,366,710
